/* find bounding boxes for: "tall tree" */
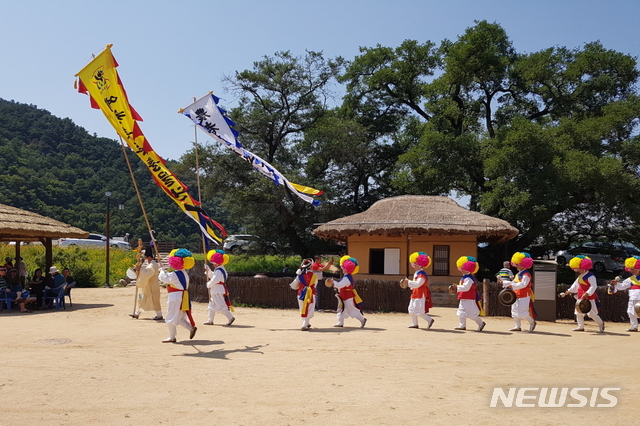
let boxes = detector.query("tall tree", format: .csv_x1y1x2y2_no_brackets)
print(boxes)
186,51,345,256
342,21,640,252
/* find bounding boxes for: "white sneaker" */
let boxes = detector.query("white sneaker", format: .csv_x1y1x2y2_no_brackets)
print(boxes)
572,327,585,332
427,318,435,330
360,318,367,328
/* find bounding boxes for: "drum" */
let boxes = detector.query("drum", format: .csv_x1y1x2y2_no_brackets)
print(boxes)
448,284,457,295
634,301,640,317
324,278,334,288
399,278,408,289
126,268,137,280
576,298,592,314
498,288,517,306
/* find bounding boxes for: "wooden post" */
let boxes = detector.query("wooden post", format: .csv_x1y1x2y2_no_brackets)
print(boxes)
483,278,489,316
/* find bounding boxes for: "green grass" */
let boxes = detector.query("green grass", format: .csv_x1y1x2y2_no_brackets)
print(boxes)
225,255,301,273
0,244,136,287
0,244,300,286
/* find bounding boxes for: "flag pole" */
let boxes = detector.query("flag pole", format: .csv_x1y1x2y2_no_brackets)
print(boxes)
117,136,161,318
192,107,212,307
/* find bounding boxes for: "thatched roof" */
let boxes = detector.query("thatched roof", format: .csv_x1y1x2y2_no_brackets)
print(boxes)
0,203,89,241
313,195,519,244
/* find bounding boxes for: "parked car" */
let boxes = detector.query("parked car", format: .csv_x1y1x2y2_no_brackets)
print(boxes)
555,241,629,272
58,233,131,250
222,234,276,255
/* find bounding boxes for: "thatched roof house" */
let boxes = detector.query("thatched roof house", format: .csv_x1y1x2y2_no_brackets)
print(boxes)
314,195,518,243
0,203,89,242
313,196,518,286
0,203,89,272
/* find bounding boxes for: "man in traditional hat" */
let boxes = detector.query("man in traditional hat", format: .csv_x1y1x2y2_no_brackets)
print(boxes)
609,255,640,332
561,255,605,333
452,256,486,332
129,246,163,320
289,258,317,331
158,249,197,343
499,252,537,332
203,249,235,326
42,266,66,309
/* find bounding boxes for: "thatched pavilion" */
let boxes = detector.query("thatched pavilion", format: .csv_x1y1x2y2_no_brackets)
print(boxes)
0,203,89,272
313,195,518,285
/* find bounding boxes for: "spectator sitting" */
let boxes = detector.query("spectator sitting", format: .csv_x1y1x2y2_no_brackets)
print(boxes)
43,266,66,308
4,257,13,270
123,233,130,243
2,268,30,312
62,268,76,289
26,268,45,308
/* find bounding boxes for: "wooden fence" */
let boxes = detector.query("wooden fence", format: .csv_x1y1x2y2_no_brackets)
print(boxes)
186,264,633,322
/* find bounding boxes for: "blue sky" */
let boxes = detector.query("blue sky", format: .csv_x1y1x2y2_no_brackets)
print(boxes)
1,0,639,161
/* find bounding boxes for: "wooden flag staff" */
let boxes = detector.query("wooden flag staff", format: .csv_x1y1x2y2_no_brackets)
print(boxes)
117,136,162,318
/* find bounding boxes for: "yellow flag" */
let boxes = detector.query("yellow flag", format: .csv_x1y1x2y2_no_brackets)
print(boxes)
75,45,224,242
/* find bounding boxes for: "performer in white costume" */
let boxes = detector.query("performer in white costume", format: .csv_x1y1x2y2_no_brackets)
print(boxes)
332,256,366,328
289,258,317,331
561,255,604,333
499,251,537,332
130,246,163,320
204,249,235,326
609,255,640,332
159,248,197,343
404,251,434,329
453,256,485,332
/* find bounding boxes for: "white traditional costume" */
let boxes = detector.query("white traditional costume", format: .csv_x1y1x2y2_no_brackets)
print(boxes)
500,252,536,332
204,249,235,326
289,259,317,330
132,247,162,320
159,249,197,343
333,256,366,328
609,256,640,331
406,252,434,329
455,256,485,331
566,256,604,332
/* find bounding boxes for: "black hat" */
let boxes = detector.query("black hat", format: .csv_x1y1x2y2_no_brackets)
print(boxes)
144,246,154,258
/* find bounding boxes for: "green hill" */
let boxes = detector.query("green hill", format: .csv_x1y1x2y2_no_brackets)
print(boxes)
0,98,220,250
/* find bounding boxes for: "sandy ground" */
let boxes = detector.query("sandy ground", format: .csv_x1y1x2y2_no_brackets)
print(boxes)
1,286,638,426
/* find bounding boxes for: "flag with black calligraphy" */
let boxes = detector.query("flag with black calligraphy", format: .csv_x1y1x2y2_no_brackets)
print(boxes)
74,44,226,243
180,93,323,206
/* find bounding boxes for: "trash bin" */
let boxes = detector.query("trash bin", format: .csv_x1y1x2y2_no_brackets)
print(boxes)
532,260,557,321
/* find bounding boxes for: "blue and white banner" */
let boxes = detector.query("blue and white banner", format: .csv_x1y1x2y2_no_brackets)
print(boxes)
181,93,322,206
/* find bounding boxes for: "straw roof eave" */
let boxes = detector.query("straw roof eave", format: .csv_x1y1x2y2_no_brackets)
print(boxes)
313,196,519,244
0,204,89,242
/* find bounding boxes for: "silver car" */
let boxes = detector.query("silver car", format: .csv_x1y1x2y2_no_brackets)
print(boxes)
58,233,132,250
556,242,626,273
222,234,276,255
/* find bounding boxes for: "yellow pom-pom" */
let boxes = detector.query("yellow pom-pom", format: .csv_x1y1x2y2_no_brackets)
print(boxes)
183,257,195,270
511,252,525,265
206,250,216,262
340,255,351,266
169,249,178,257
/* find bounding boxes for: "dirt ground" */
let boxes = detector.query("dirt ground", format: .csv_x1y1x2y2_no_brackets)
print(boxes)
1,286,638,426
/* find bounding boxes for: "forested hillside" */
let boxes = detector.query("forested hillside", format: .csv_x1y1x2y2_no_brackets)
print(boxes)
0,98,226,249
